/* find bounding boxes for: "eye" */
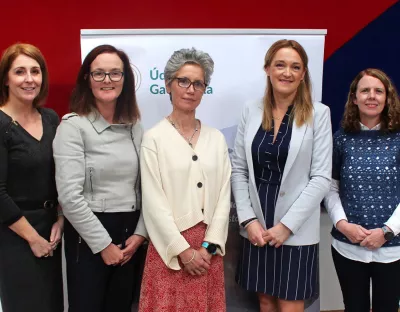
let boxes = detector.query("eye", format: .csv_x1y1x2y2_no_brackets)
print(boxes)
15,69,25,75
193,81,206,90
293,65,301,71
376,89,384,94
276,63,284,68
110,71,122,78
31,68,41,75
92,71,104,78
360,89,369,93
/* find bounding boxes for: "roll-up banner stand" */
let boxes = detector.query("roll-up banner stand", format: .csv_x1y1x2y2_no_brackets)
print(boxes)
80,29,326,312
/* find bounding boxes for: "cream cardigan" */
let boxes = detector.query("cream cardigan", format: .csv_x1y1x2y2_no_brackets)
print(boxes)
140,119,231,270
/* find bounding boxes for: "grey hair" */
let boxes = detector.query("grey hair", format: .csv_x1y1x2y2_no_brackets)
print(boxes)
164,48,214,86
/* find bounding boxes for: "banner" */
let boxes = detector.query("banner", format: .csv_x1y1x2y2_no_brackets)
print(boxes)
81,29,326,312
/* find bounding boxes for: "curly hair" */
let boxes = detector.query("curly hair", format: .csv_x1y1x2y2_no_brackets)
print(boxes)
342,68,400,132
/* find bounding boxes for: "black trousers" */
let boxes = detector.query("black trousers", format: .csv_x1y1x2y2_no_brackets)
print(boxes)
64,211,146,312
332,246,400,312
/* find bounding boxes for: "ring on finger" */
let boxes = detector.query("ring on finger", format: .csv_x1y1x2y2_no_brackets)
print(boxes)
253,242,258,246
269,241,274,246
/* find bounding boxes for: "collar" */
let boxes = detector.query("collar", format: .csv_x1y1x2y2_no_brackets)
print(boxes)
360,122,381,131
87,110,111,134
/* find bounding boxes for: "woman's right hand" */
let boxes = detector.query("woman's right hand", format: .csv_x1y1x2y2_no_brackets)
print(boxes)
100,243,124,265
28,235,53,258
336,220,371,244
179,248,210,276
246,220,266,247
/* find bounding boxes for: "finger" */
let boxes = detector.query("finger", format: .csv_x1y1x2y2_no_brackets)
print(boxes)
360,227,372,235
201,261,210,271
360,239,367,247
50,228,57,243
268,240,276,247
194,268,203,276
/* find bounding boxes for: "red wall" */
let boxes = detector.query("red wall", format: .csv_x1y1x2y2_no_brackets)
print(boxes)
2,0,396,115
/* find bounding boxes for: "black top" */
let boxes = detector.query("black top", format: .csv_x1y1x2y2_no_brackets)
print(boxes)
0,108,59,226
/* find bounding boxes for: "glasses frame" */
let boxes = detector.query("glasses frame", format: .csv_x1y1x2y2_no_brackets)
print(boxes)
173,77,207,92
90,71,125,82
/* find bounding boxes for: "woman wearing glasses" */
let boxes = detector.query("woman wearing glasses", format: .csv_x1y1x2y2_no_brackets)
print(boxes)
138,48,231,312
53,44,147,312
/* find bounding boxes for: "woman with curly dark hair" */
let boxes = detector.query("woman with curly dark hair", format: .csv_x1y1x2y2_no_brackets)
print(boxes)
324,68,400,312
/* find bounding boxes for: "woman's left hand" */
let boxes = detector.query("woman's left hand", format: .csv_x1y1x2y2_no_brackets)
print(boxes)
120,234,146,266
262,222,291,248
50,216,64,252
360,228,386,250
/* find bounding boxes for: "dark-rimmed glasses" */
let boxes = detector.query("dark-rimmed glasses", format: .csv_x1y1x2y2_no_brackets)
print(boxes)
173,77,207,91
90,71,124,82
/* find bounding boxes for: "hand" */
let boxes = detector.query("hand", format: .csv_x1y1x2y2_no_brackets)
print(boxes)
246,220,266,247
100,243,124,265
179,248,210,276
262,223,291,248
360,228,387,250
198,247,212,267
28,234,53,258
337,220,371,244
50,216,64,251
119,234,146,266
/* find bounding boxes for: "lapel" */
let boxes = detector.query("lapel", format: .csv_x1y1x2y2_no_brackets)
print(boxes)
281,121,308,185
245,102,263,189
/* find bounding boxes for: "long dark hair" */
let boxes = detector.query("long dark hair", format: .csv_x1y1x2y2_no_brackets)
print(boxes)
70,44,140,123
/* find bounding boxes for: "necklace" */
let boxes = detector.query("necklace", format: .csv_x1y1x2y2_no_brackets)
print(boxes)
167,116,199,147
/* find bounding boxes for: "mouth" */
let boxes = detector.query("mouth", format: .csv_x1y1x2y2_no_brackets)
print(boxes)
100,87,115,91
366,103,378,108
22,87,35,91
182,98,196,102
279,79,293,84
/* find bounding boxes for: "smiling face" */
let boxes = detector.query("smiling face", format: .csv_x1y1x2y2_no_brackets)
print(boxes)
353,74,386,124
266,47,305,98
89,52,124,106
166,64,205,112
6,54,42,105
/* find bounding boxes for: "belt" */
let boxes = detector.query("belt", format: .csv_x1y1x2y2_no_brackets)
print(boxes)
15,200,58,211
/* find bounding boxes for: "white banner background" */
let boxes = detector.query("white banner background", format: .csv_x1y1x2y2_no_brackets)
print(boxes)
80,29,326,312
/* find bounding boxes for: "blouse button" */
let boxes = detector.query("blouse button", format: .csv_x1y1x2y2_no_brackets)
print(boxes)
197,182,203,188
192,155,198,161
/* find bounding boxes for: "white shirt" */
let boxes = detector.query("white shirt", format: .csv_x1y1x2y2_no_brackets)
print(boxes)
327,123,400,263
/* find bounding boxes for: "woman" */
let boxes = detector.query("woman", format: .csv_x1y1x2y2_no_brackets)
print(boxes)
138,48,231,312
324,68,400,312
0,43,63,312
231,39,332,312
53,44,147,312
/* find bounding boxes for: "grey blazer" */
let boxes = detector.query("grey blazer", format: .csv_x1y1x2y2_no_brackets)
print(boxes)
231,100,332,245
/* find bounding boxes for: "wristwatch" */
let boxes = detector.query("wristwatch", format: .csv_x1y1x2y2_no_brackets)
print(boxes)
382,225,395,241
201,242,218,255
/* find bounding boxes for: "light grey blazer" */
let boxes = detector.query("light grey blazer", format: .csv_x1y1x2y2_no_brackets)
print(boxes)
231,100,332,246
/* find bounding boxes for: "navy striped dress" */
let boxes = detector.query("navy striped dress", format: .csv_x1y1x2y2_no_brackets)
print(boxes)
236,107,318,300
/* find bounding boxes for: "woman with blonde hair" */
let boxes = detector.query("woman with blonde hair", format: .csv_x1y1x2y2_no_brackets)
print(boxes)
232,39,332,312
324,68,400,312
0,43,63,312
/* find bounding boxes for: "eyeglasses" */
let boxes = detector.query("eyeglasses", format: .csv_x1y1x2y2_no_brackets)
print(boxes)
90,71,124,82
173,77,207,91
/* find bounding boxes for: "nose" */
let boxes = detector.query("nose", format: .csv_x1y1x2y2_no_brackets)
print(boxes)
104,73,112,83
24,72,33,82
283,66,291,77
368,90,376,99
186,83,195,93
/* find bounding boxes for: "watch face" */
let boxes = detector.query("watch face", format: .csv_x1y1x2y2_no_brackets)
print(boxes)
384,231,395,241
207,244,217,254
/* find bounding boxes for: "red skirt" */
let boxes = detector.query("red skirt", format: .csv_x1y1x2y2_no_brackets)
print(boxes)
139,222,226,312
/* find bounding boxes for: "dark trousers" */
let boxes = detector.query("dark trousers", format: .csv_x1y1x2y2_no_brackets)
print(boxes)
332,246,400,312
64,211,146,312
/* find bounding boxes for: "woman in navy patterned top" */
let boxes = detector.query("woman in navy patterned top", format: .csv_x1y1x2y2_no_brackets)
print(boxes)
324,68,400,312
232,39,332,312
